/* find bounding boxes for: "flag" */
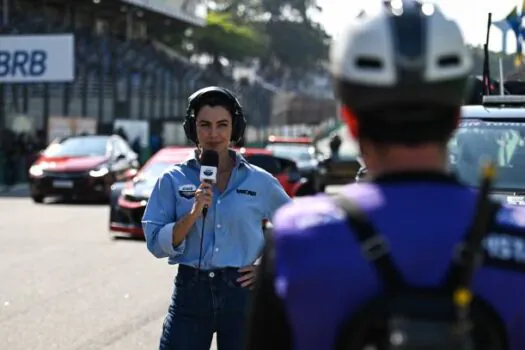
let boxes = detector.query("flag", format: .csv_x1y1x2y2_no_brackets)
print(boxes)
515,54,522,68
506,1,525,67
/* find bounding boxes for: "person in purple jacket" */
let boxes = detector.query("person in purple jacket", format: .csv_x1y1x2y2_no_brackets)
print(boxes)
245,1,525,350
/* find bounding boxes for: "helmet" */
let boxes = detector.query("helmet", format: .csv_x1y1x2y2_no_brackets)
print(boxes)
183,86,246,145
330,0,473,115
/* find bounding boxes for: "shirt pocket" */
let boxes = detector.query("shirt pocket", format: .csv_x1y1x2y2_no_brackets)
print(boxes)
176,185,197,218
234,189,265,219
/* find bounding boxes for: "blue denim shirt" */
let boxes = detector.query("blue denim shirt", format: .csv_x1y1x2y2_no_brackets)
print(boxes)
142,150,291,269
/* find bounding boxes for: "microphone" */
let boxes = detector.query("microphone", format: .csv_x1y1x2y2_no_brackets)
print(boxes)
199,150,219,217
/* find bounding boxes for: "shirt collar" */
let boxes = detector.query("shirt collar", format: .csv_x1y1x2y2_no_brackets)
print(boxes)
185,148,249,169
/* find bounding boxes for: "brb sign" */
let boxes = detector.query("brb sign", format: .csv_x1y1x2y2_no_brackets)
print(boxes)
0,34,74,83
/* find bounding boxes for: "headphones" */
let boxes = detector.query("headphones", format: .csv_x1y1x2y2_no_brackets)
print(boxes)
183,86,246,145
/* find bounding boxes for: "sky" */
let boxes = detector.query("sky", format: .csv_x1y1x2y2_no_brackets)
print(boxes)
313,0,525,54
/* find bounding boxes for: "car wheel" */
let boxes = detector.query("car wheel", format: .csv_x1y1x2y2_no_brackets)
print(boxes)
31,195,44,203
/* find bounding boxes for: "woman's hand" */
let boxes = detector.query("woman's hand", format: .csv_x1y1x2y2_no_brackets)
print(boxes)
192,182,213,216
237,265,258,289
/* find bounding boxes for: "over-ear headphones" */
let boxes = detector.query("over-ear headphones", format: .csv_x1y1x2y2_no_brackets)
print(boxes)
183,86,246,145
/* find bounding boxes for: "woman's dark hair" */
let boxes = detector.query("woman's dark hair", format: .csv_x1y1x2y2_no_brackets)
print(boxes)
193,94,235,119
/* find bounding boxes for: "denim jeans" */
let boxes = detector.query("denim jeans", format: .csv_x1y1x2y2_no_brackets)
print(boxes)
159,265,252,350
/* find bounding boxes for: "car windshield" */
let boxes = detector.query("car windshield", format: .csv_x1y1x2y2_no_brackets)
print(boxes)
44,136,108,157
266,144,313,162
245,154,283,174
140,162,173,180
449,120,525,190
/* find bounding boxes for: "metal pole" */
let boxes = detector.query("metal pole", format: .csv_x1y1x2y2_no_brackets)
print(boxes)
499,57,504,96
126,10,132,40
2,0,9,26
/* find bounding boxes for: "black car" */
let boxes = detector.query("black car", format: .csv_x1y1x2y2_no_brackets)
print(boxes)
265,142,328,193
28,134,139,203
450,95,525,205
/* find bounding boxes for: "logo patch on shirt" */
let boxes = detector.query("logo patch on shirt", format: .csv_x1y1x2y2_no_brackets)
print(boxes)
482,232,525,273
178,184,197,199
507,195,525,206
237,189,256,197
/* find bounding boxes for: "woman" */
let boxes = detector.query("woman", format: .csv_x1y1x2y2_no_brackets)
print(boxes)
142,86,291,350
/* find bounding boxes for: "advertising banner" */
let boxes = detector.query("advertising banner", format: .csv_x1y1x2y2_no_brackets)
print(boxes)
121,0,207,26
0,34,75,83
47,116,98,143
113,119,150,148
162,121,186,145
75,118,98,136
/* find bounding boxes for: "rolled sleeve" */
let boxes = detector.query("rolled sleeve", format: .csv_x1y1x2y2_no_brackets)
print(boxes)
142,171,179,259
157,222,186,256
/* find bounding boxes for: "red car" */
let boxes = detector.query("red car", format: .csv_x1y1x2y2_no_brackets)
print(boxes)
267,135,313,145
109,146,313,238
28,134,139,203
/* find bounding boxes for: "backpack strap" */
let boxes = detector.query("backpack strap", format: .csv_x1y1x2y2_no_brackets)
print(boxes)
442,162,500,321
443,200,501,292
333,194,406,293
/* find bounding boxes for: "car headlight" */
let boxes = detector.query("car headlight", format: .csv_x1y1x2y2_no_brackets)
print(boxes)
29,165,44,177
89,165,109,177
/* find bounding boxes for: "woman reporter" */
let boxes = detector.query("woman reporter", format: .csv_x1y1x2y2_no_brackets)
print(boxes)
142,86,290,350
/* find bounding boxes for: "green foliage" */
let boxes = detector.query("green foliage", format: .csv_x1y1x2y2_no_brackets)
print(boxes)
191,11,268,62
183,0,329,74
468,45,522,78
265,19,329,70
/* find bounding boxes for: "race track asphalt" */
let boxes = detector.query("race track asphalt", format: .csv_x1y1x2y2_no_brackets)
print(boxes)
0,191,179,350
0,185,344,350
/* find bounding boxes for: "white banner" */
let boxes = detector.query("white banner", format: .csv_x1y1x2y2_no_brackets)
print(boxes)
114,119,150,148
47,116,98,143
0,34,75,83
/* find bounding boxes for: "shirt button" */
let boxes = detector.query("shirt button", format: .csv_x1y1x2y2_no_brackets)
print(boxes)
209,272,215,278
217,200,221,204
217,224,221,228
215,248,219,252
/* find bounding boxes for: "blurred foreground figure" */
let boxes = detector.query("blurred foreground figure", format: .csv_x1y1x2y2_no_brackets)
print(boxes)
245,1,525,349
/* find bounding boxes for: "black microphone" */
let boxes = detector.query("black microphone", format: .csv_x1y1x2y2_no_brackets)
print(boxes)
199,150,219,218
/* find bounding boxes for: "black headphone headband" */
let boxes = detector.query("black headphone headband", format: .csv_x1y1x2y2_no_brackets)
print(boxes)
183,86,246,145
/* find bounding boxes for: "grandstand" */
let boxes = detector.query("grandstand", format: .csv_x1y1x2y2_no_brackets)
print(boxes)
0,0,274,138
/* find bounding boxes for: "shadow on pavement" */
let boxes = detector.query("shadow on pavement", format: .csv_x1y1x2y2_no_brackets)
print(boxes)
0,185,108,206
45,197,108,206
0,184,30,198
111,235,145,243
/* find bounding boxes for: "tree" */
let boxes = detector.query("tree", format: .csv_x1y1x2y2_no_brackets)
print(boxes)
190,11,269,73
256,0,330,74
212,0,329,74
264,19,329,72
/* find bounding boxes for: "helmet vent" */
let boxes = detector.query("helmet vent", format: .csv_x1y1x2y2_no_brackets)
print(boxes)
438,55,460,67
356,57,383,70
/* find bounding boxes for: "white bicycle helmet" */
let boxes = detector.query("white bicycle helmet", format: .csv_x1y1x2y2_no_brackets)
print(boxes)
330,0,473,114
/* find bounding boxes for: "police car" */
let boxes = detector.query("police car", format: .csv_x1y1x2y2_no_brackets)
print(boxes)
451,95,525,206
